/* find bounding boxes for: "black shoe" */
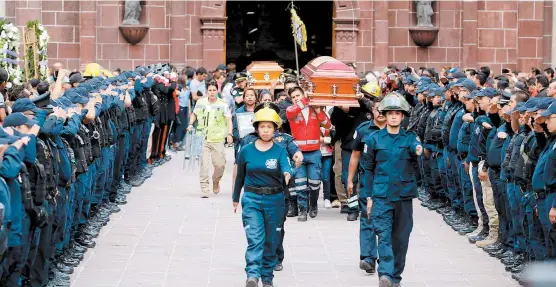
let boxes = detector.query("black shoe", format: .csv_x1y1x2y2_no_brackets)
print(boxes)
510,263,525,273
298,208,308,222
57,255,79,267
262,281,274,287
70,241,87,253
79,225,99,238
340,204,348,214
246,277,258,287
483,241,502,252
67,250,84,261
468,230,488,243
457,223,477,235
379,275,393,287
75,235,96,249
359,260,376,274
274,262,283,271
55,262,74,274
347,213,358,221
47,277,70,287
52,269,71,281
488,247,506,257
287,202,298,217
309,206,318,218
114,196,127,205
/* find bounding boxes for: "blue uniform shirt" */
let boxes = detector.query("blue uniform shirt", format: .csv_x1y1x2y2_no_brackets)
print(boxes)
362,128,421,201
466,122,481,163
542,138,556,207
449,107,465,152
457,121,471,155
486,125,506,168
233,143,292,202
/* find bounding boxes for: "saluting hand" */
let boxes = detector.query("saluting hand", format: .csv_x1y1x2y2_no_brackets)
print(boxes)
233,202,239,213
284,172,291,185
415,145,423,156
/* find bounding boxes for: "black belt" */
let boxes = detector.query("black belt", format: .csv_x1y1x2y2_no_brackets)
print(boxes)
245,185,282,195
537,187,556,199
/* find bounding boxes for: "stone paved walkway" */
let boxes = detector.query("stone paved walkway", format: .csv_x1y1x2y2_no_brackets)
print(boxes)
70,148,517,287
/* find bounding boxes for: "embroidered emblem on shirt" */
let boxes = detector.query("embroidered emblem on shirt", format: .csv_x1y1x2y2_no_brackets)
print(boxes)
475,126,480,135
275,136,283,142
265,159,278,169
364,144,368,153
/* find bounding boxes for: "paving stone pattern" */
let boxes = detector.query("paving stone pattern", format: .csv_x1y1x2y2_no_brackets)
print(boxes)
70,148,517,287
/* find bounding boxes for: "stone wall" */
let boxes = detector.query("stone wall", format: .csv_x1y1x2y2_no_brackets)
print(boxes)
3,0,553,73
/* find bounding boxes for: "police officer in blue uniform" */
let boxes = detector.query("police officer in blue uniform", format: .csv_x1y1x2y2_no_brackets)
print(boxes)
346,94,385,274
361,93,423,287
233,102,292,287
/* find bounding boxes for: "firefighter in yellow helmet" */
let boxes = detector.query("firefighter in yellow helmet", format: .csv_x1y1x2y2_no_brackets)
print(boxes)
233,102,299,287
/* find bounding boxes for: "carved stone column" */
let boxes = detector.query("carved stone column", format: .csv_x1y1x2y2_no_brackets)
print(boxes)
333,17,360,64
201,16,226,69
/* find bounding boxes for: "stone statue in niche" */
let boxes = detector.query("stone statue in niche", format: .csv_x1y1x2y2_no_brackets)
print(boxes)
123,0,142,25
415,0,434,27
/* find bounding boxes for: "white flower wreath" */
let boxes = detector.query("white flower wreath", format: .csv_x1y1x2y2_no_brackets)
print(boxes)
26,20,50,81
0,21,22,86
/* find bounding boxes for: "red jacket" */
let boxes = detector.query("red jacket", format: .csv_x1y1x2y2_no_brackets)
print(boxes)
286,97,331,152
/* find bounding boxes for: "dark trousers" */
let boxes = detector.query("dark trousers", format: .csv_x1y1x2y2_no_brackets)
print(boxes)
151,123,170,159
110,135,127,200
172,107,188,144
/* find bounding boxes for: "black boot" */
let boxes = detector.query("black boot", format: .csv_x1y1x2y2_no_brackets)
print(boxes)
287,200,298,217
309,189,318,218
298,208,307,222
347,212,358,221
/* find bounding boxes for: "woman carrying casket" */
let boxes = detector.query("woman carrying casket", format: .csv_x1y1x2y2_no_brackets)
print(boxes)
233,102,293,287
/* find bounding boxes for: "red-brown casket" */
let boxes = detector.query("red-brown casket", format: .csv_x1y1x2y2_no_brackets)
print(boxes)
299,56,360,107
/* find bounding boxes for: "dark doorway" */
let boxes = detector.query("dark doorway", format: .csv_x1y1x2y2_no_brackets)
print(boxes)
226,1,334,72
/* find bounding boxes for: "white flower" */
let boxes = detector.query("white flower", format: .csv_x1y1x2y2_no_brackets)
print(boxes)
6,82,11,89
13,78,21,85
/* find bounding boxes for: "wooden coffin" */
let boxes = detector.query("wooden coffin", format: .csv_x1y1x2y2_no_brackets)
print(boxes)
246,61,284,89
300,56,360,107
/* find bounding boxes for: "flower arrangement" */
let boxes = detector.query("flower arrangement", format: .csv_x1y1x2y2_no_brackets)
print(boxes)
0,20,22,88
25,20,50,81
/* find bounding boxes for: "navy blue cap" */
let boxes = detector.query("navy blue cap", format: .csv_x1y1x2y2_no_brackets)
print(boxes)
476,87,499,98
507,102,525,115
448,68,460,74
447,78,465,89
428,87,447,97
518,98,539,113
448,71,466,80
402,75,418,85
453,78,478,92
32,91,52,108
12,98,40,113
540,102,556,117
3,112,38,128
416,76,433,93
465,90,481,99
527,97,554,112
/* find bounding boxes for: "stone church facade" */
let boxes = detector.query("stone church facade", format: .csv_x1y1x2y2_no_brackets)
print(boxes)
1,0,553,73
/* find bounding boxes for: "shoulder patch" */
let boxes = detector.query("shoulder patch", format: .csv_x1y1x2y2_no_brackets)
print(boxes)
552,141,556,151
364,144,368,153
353,131,358,139
275,136,283,142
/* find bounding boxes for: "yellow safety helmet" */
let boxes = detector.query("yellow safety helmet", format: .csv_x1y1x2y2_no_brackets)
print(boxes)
82,63,102,78
361,82,382,98
252,102,282,129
